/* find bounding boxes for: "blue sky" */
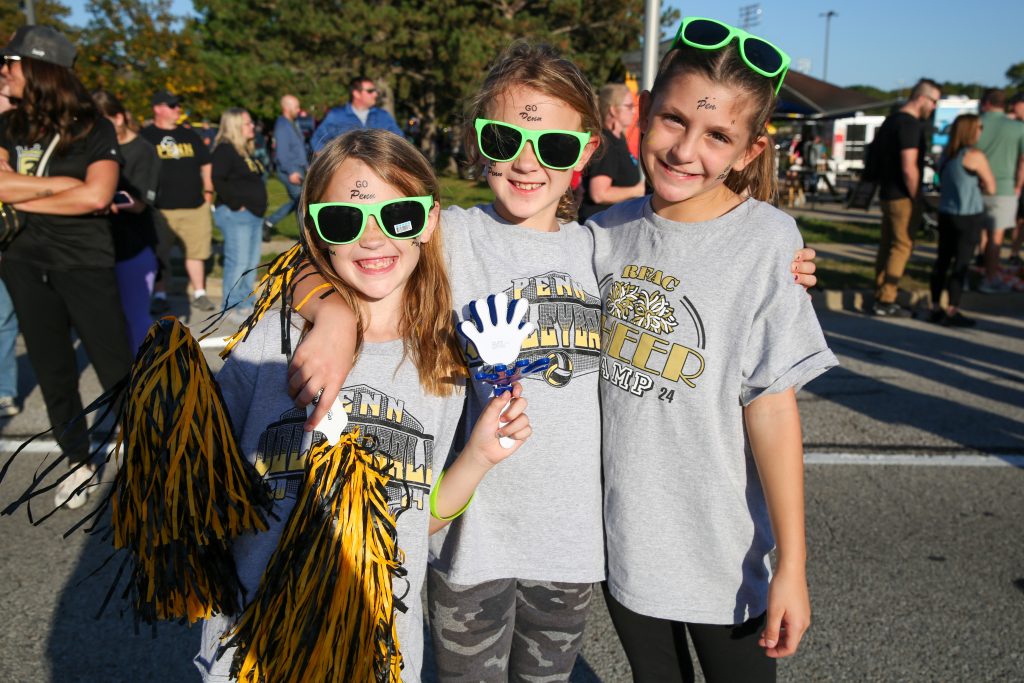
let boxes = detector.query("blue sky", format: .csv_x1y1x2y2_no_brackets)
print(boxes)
66,0,1021,91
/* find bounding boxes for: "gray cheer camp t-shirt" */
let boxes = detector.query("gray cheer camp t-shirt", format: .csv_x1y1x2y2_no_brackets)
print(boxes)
589,197,837,625
195,316,463,683
428,205,605,585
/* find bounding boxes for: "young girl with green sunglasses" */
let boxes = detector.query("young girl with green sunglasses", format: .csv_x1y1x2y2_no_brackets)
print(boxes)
588,18,834,681
286,38,819,682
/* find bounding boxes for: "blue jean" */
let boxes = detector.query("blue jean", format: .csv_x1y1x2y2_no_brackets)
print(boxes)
214,205,263,312
266,170,303,228
114,247,158,353
0,278,18,398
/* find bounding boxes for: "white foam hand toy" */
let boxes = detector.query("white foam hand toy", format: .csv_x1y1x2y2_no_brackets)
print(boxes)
459,293,536,366
300,394,348,453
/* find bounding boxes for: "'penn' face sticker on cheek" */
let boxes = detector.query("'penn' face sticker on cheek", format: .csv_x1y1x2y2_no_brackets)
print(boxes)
393,220,414,234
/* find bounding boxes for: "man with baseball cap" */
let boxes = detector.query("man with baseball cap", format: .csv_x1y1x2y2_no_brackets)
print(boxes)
1,24,76,69
141,89,217,313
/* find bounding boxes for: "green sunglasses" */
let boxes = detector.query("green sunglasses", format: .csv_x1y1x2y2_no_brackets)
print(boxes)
475,119,592,170
672,17,791,95
308,196,434,245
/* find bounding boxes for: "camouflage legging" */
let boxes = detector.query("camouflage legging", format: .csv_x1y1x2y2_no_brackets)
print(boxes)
427,566,593,683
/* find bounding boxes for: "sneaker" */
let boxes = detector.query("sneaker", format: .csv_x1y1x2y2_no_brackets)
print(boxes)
943,311,976,328
54,464,96,510
262,220,273,243
872,302,912,318
0,396,18,417
192,293,217,312
149,296,171,316
977,278,1012,294
927,309,946,325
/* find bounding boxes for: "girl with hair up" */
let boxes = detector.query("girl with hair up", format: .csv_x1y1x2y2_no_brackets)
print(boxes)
928,113,994,327
195,128,532,683
212,107,267,316
0,26,131,510
285,40,819,682
92,89,161,351
589,18,836,681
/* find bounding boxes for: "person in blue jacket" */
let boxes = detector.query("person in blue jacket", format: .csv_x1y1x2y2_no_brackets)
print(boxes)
263,94,309,240
310,76,403,153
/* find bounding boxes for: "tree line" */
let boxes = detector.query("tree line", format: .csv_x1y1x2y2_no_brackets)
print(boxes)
2,0,677,160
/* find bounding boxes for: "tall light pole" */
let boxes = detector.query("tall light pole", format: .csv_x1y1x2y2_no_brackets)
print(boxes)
642,0,661,92
22,0,36,24
820,10,838,82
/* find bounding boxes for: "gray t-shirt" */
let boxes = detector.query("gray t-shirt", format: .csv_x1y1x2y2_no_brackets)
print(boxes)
589,197,837,624
428,205,605,584
194,317,463,682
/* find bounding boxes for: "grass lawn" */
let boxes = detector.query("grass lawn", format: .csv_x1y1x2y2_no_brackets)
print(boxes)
814,257,933,292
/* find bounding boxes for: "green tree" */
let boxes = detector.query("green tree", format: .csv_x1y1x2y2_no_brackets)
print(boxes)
1007,61,1024,90
194,0,662,161
0,0,75,41
76,0,210,122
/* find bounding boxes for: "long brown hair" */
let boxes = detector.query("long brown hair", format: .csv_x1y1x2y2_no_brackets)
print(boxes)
943,114,981,167
5,57,96,153
464,41,601,222
649,42,780,203
300,129,465,396
92,89,140,135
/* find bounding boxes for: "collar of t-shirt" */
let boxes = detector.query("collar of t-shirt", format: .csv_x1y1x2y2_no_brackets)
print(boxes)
352,106,370,126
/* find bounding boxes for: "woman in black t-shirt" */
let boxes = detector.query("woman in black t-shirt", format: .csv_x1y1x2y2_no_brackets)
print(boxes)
211,108,267,316
579,83,646,221
0,26,132,509
93,90,161,352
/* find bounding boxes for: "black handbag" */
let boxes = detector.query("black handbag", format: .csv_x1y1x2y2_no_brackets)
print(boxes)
0,133,60,251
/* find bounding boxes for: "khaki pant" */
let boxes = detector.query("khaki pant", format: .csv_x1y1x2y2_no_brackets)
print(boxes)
874,197,922,304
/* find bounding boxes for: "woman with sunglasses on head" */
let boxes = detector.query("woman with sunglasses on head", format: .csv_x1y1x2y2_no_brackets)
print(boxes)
196,128,532,682
587,18,836,681
578,82,646,221
0,26,132,509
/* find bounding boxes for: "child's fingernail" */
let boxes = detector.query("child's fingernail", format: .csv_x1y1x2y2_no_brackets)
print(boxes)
794,273,799,281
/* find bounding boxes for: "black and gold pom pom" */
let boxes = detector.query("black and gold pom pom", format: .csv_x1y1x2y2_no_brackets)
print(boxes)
225,430,405,683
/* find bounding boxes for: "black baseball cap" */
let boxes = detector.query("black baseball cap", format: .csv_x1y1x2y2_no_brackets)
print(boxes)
151,90,181,107
2,25,76,68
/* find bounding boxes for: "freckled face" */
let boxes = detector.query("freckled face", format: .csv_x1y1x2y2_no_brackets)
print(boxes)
639,72,765,212
484,85,596,230
320,159,438,306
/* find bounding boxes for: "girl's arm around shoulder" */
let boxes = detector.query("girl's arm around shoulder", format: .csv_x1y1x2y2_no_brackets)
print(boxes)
752,202,818,289
744,388,809,658
428,383,531,535
963,148,996,195
286,261,357,431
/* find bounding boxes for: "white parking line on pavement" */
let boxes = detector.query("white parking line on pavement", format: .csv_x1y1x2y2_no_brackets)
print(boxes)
805,452,1024,467
2,439,1021,467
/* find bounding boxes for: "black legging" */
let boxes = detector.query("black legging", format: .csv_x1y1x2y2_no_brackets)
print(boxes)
930,212,984,308
603,583,776,683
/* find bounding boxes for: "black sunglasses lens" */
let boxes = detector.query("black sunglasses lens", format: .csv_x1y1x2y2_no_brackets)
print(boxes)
537,133,582,169
379,201,427,239
683,19,731,46
315,205,364,243
743,38,783,74
480,122,522,161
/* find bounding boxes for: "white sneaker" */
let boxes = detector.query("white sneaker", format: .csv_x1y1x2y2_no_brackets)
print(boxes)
54,464,96,510
0,396,18,417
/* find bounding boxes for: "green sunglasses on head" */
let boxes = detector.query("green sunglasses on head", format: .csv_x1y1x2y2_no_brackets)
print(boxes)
672,17,791,95
308,196,433,245
475,119,592,170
